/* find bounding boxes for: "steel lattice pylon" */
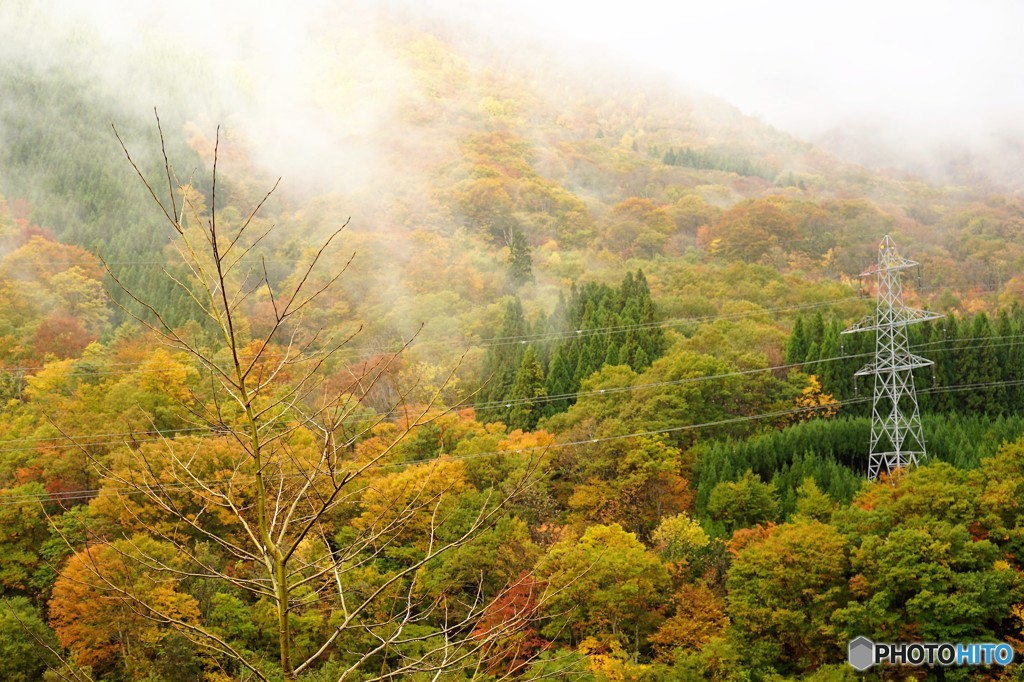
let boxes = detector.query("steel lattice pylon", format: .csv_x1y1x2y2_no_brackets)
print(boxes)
842,235,943,479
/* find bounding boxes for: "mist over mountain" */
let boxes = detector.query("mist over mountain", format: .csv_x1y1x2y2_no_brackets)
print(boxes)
812,120,1024,193
2,0,1022,316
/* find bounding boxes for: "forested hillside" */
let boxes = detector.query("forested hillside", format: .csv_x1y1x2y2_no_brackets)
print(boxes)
2,3,1024,680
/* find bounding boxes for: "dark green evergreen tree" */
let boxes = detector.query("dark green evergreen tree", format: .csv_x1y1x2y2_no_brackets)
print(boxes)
935,313,960,414
818,320,849,400
507,345,547,431
533,309,551,369
505,227,534,290
964,313,1003,415
477,297,529,423
915,320,941,413
1006,308,1024,412
544,350,573,416
996,310,1015,412
908,320,931,411
807,311,825,349
805,341,820,377
785,316,809,366
486,270,667,422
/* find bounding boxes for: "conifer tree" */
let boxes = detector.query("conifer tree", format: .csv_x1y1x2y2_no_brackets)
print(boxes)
965,313,1003,415
936,313,960,414
1005,310,1024,410
785,316,809,366
507,345,547,431
478,297,529,423
807,311,825,348
996,310,1015,411
631,270,665,367
915,321,941,412
544,350,573,415
804,340,820,377
634,346,650,370
616,342,632,367
505,226,534,290
533,309,551,369
603,343,619,366
817,320,849,400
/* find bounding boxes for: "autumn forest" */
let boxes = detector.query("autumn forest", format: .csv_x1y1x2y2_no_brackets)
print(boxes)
3,3,1024,681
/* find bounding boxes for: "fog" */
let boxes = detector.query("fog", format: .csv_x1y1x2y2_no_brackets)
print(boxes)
498,0,1024,188
505,1,1022,132
4,0,1024,190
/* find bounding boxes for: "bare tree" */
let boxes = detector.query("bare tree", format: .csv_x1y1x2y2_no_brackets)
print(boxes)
47,113,551,680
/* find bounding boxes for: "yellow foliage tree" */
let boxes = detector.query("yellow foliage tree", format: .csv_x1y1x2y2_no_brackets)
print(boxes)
790,375,839,424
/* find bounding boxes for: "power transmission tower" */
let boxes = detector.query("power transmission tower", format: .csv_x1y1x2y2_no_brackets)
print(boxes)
842,235,943,479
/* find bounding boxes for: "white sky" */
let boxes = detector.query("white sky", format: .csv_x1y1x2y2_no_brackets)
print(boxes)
493,0,1024,140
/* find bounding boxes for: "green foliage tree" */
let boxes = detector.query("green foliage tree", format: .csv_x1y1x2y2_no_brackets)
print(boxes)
604,198,675,256
793,478,835,522
816,319,850,399
560,434,690,541
544,270,665,405
662,146,774,179
0,482,51,594
962,312,1004,415
537,523,670,652
833,463,1021,645
651,512,713,581
0,597,60,682
726,521,849,674
507,345,547,431
836,521,1018,644
707,471,780,534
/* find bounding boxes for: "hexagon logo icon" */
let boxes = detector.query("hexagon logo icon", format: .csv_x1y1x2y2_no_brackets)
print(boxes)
848,636,875,671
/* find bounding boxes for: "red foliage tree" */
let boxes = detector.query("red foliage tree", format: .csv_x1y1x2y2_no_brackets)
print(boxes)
33,314,94,360
473,572,547,674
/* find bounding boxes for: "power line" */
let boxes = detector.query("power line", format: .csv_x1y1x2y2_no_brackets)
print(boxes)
0,324,1012,384
472,335,1024,411
478,297,866,348
0,295,869,377
0,294,870,381
0,286,1007,379
3,376,1024,507
1,335,1021,454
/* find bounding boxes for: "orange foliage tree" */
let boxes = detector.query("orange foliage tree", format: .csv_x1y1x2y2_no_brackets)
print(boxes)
701,197,799,263
49,538,200,677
